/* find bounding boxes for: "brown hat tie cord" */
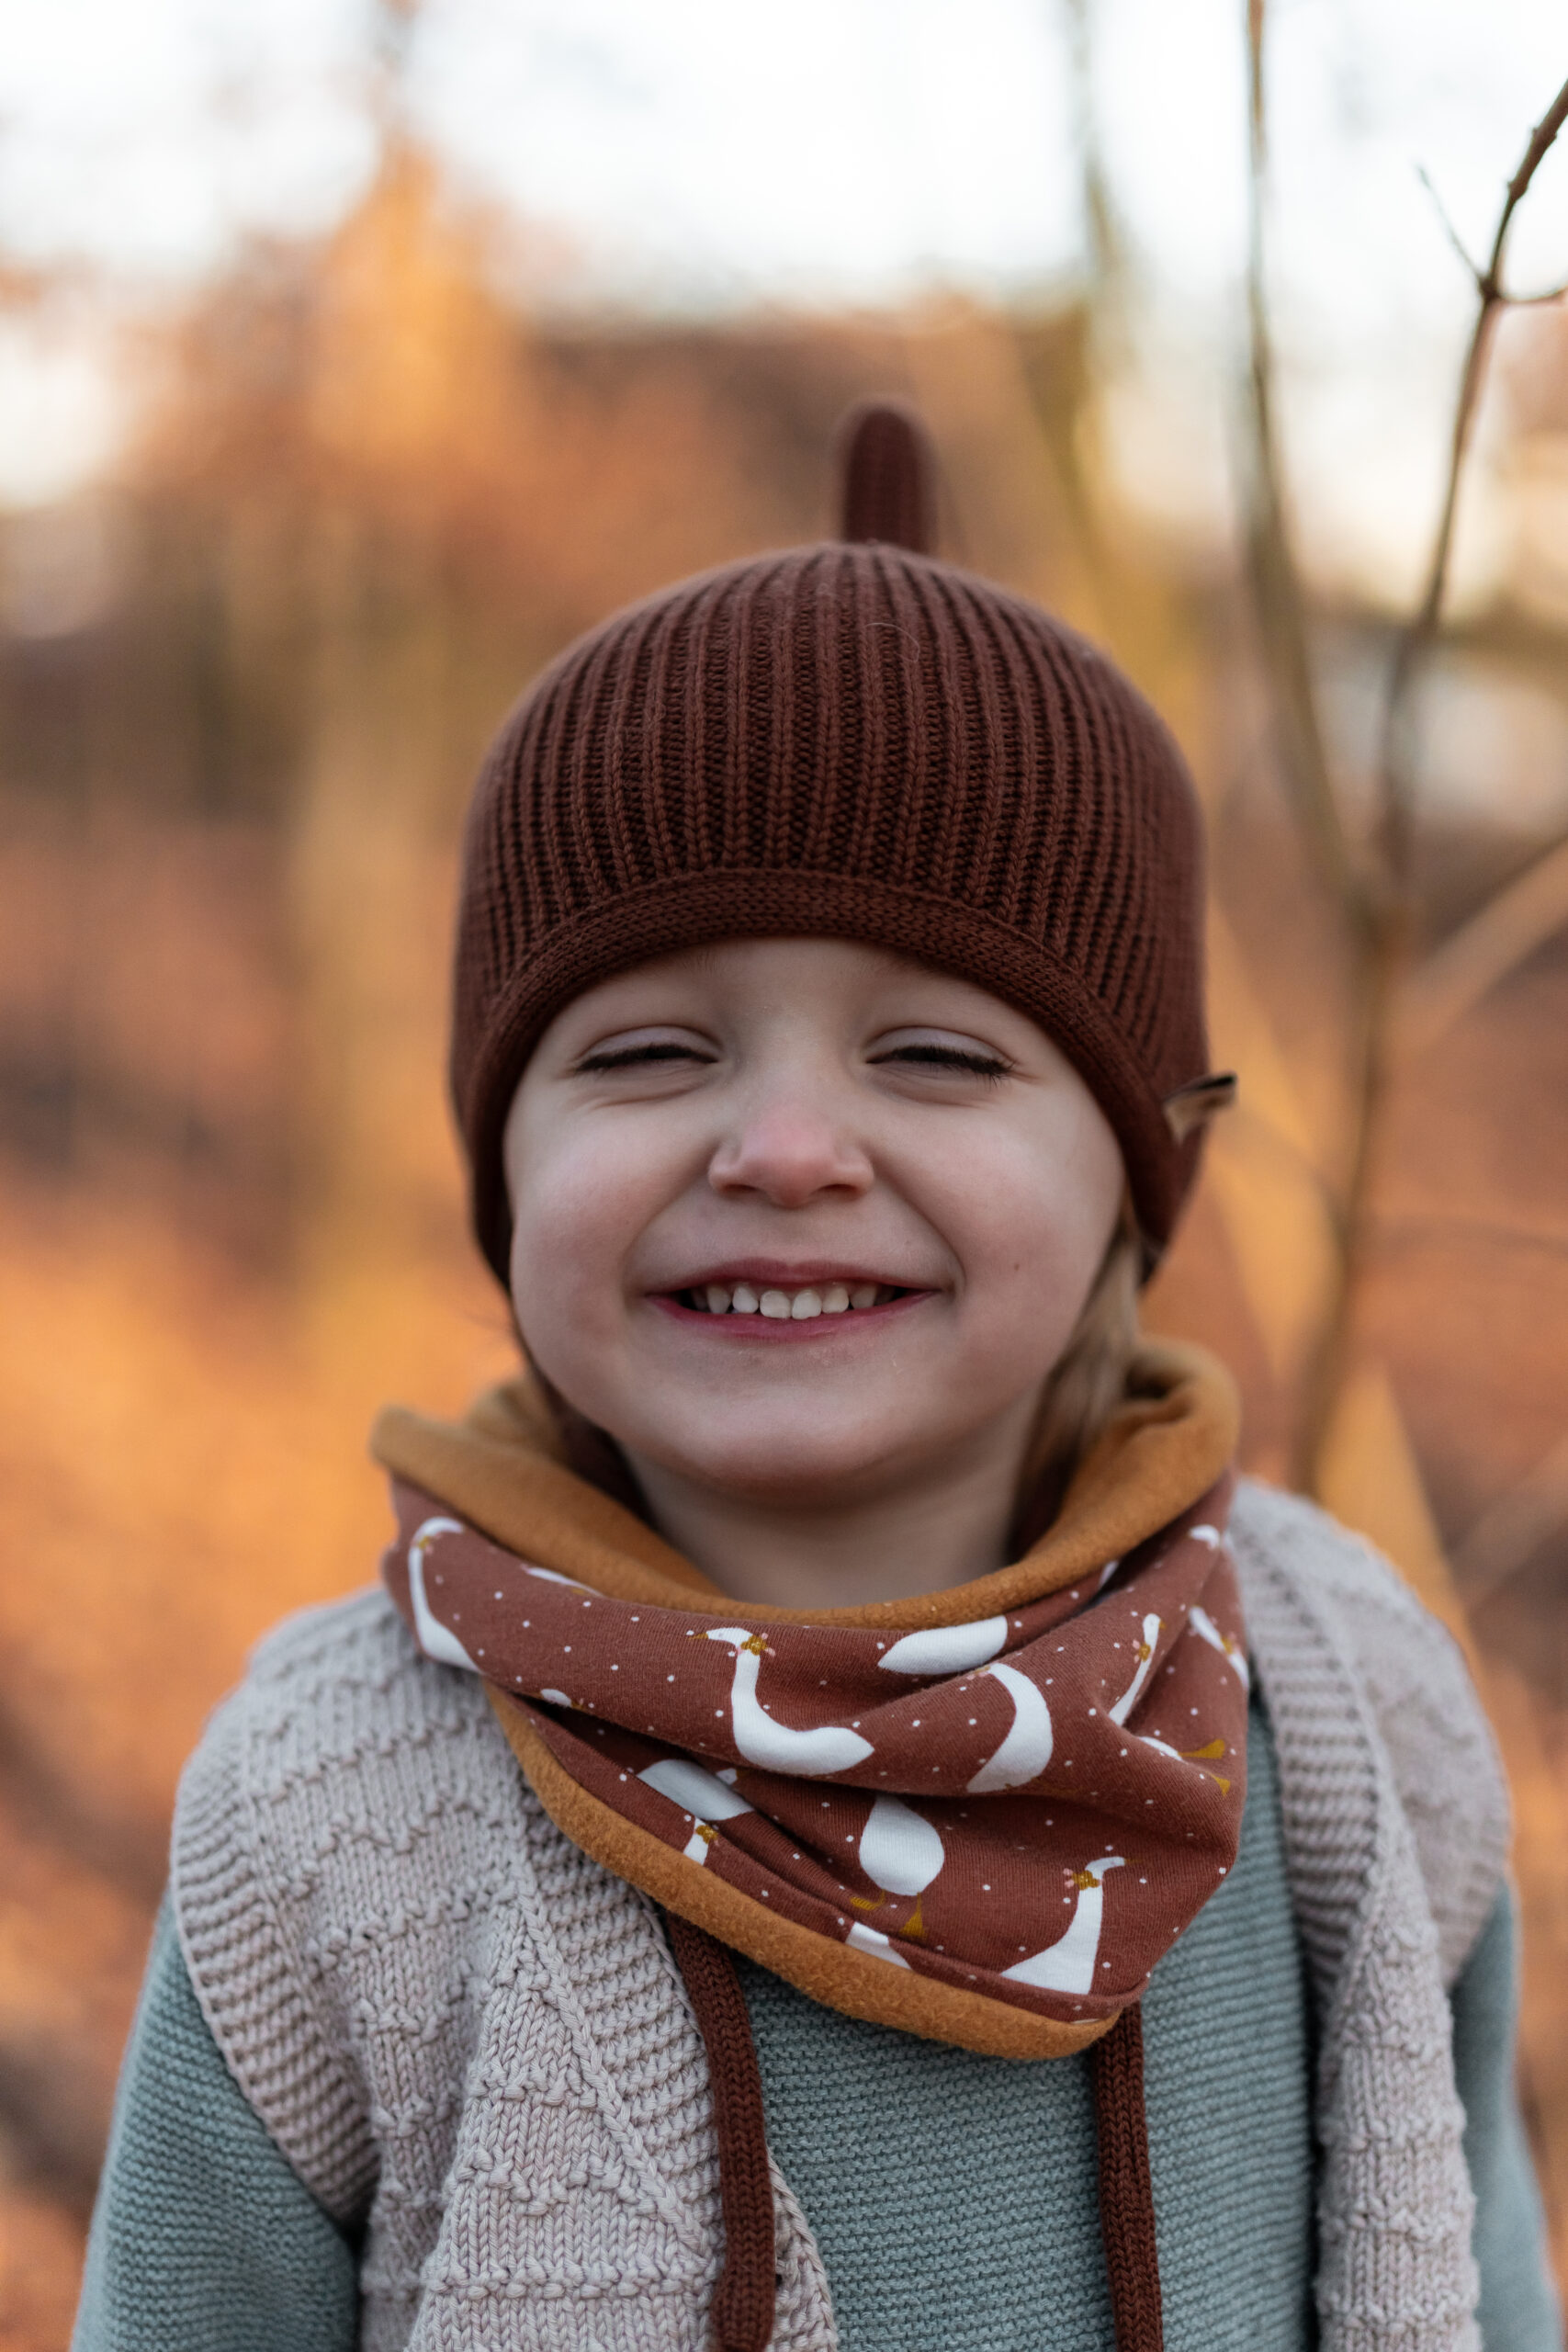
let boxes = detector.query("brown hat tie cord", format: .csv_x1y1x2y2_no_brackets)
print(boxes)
1090,2003,1166,2352
666,1913,1164,2352
666,1913,780,2352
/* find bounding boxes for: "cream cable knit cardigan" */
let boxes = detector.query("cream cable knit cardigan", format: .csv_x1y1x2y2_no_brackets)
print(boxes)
170,1479,1509,2352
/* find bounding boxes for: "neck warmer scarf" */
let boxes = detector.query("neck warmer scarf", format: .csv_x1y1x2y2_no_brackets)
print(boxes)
374,1342,1246,2064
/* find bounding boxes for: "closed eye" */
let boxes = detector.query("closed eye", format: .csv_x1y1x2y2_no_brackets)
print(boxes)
575,1039,716,1075
870,1042,1012,1081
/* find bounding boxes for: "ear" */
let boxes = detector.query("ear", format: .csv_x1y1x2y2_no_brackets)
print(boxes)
1162,1072,1237,1144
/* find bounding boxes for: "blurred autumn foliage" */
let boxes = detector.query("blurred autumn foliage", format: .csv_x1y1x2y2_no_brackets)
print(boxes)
3,126,1568,2346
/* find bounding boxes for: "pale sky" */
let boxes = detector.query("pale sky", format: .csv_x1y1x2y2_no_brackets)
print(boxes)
1,0,1566,607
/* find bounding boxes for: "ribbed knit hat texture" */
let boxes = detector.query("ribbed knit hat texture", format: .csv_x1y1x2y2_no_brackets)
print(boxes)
452,402,1217,1284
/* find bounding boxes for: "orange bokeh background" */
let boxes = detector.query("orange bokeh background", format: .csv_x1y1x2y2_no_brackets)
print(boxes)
3,141,1567,2345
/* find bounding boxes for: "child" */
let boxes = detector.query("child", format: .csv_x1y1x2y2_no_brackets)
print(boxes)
74,406,1558,2352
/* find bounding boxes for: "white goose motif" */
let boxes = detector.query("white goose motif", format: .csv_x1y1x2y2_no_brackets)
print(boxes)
878,1617,1009,1676
845,1921,912,1968
966,1663,1054,1792
1136,1732,1184,1763
1134,1726,1234,1796
853,1794,946,1936
407,1518,478,1671
1107,1613,1162,1726
705,1628,874,1775
1189,1605,1250,1692
858,1794,945,1896
1002,1856,1125,1995
638,1756,756,1865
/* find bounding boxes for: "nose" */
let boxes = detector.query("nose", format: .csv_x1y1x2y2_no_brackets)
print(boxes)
707,1091,874,1210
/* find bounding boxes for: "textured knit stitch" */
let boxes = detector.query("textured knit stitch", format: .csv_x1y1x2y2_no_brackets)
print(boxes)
174,1588,832,2351
734,1691,1313,2352
1451,1895,1563,2351
1091,2006,1163,2352
78,1884,1556,2352
665,1917,778,2352
449,537,1213,1281
171,1478,1508,2352
73,1901,359,2352
1229,1487,1509,2352
681,1916,1172,2352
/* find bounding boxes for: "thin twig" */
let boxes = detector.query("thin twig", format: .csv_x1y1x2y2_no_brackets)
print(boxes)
1379,73,1568,887
1369,1212,1568,1264
1062,0,1121,288
1416,164,1483,283
1492,79,1568,285
1292,70,1568,1492
1452,1430,1568,1602
1241,0,1362,914
1400,824,1568,1054
1292,911,1402,1486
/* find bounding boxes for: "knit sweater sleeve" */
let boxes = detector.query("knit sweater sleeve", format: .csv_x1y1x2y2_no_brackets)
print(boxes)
72,1898,359,2352
1451,1885,1562,2352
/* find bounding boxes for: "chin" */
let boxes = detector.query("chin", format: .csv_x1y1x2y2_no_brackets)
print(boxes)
637,1408,939,1507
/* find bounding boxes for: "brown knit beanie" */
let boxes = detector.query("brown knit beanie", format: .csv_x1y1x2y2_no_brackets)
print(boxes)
452,403,1226,1288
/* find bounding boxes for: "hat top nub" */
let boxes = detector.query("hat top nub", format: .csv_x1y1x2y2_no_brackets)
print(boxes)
838,401,936,555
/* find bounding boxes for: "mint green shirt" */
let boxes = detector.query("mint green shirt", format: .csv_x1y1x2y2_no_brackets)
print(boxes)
74,1700,1558,2351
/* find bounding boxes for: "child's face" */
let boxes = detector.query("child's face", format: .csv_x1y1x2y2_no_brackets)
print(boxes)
503,939,1124,1515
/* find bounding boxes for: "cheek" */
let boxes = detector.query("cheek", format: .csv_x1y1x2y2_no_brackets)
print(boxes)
923,1114,1122,1346
505,1124,655,1350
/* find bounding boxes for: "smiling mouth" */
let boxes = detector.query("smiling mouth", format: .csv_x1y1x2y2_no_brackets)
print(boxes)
673,1280,914,1322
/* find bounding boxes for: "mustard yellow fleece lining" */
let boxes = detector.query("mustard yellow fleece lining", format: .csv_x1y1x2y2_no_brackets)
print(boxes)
371,1340,1239,1631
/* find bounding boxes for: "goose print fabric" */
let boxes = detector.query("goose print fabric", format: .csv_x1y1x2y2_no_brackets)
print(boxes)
384,1474,1247,2041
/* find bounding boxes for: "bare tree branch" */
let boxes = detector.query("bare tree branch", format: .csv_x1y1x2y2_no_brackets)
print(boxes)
1241,0,1363,915
1452,1430,1568,1604
1378,74,1568,888
1416,164,1484,285
1401,826,1568,1053
1491,79,1568,289
1370,1211,1568,1263
1287,67,1568,1490
1062,0,1122,289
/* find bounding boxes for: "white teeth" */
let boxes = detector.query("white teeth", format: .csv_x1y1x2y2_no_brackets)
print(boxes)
690,1279,896,1316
